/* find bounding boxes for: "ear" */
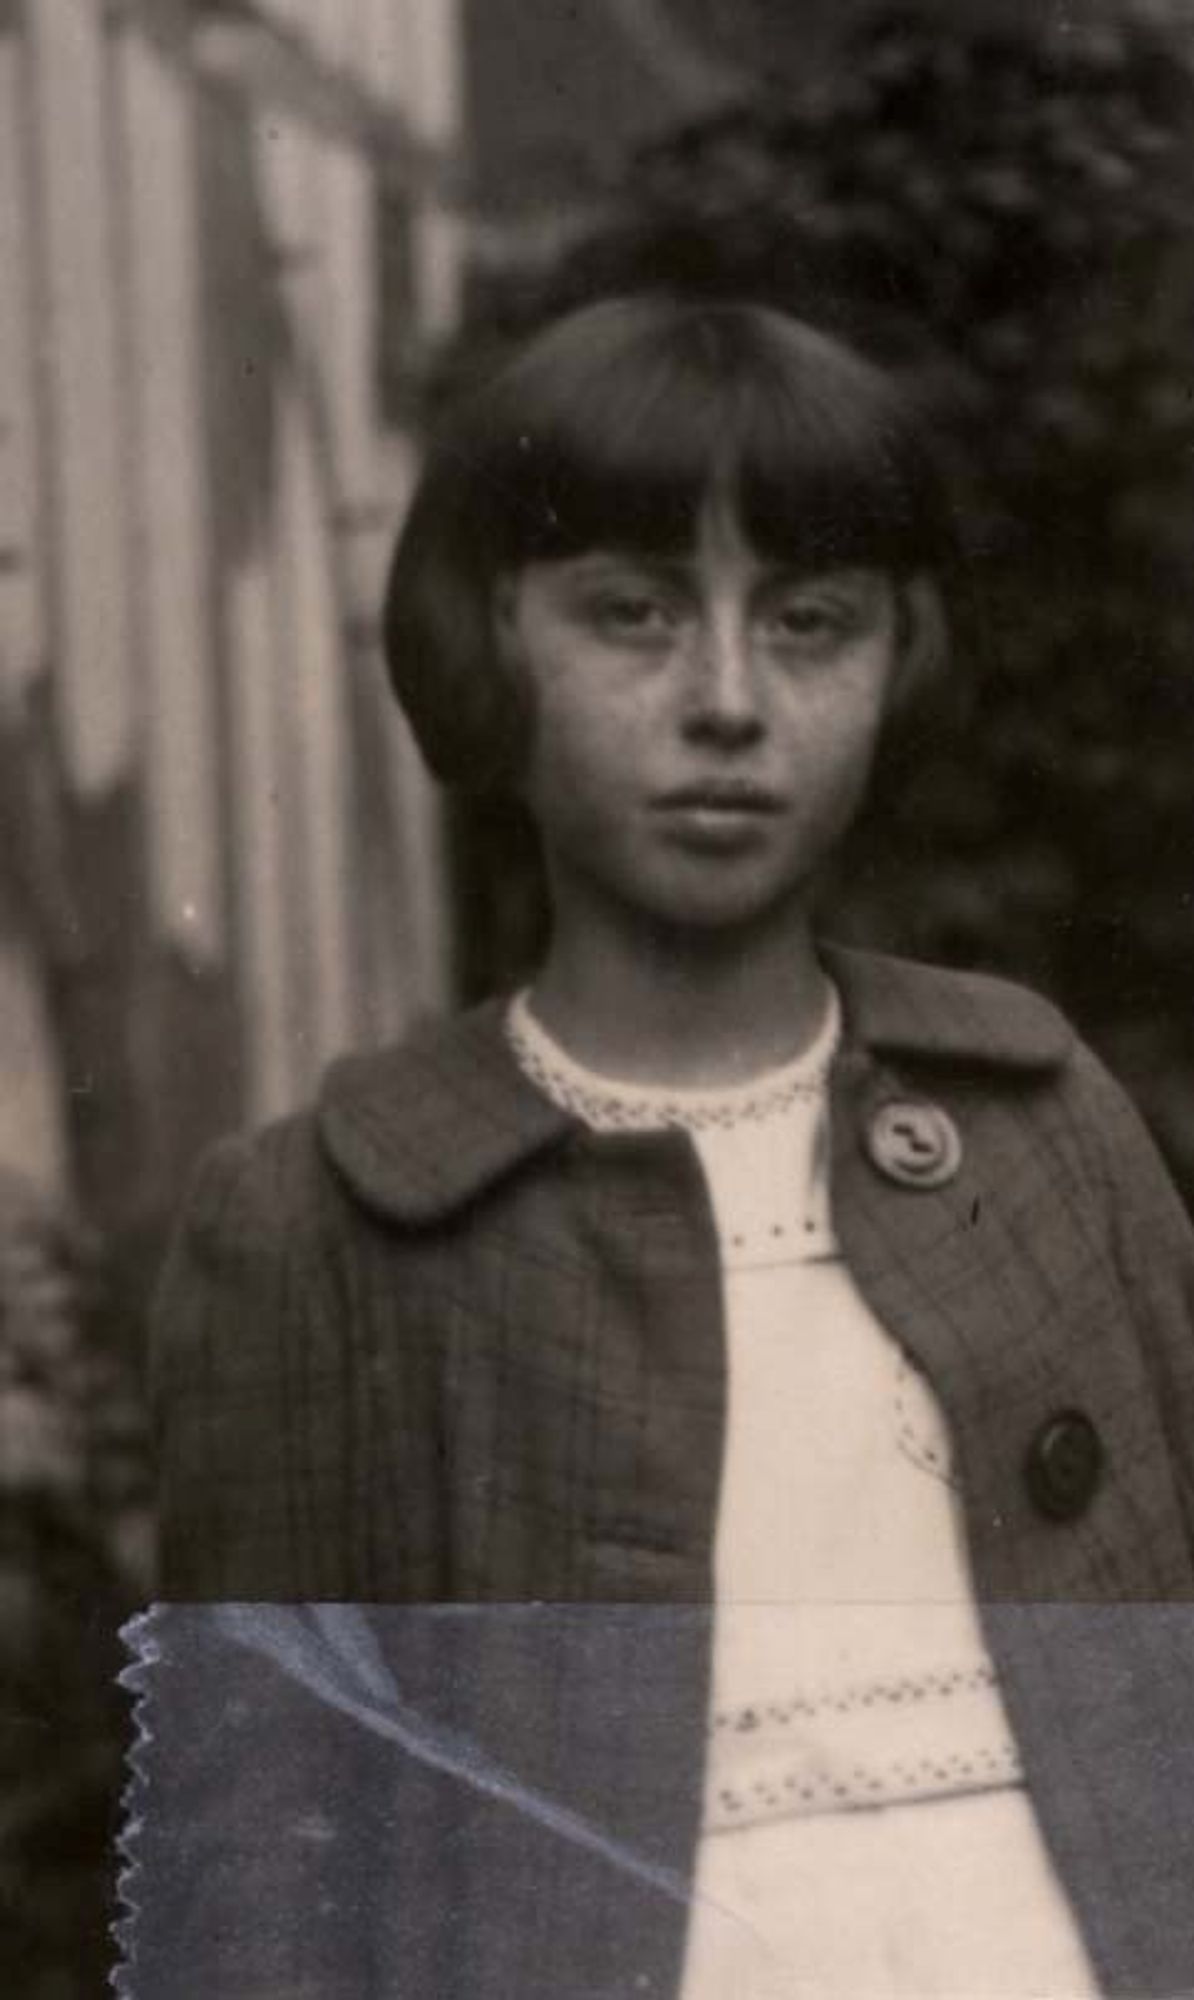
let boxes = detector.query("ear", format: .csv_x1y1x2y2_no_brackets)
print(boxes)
892,575,949,708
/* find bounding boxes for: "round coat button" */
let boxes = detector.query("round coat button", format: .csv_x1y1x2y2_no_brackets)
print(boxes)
866,1100,962,1190
1024,1411,1104,1522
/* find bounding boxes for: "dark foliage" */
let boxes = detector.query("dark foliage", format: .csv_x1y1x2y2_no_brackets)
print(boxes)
448,2,1194,1195
0,1169,152,1997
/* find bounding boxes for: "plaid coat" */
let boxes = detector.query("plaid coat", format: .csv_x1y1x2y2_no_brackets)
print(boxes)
146,946,1194,1998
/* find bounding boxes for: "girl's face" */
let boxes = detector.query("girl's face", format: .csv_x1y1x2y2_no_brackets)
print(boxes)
497,503,920,937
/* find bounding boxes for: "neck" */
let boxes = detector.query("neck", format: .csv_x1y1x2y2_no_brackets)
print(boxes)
528,893,830,1090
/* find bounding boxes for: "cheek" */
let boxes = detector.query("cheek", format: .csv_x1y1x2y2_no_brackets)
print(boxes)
521,689,624,827
823,650,899,754
787,675,889,773
507,637,593,806
529,664,647,773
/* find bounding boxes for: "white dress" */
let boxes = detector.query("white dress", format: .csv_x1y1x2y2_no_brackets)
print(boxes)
507,991,1099,1999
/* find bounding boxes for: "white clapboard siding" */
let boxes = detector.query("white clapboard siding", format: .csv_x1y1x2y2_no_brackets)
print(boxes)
363,0,462,1014
381,0,465,334
295,0,349,70
219,106,324,1116
410,0,467,339
262,0,324,67
320,144,376,508
258,0,305,37
256,100,362,1072
253,90,316,263
113,20,224,964
304,3,379,515
224,514,307,1126
309,0,381,80
24,0,136,795
360,0,417,100
312,109,456,1038
334,0,396,95
381,0,460,1018
8,0,462,1156
398,0,465,151
0,27,47,703
358,429,454,1027
270,366,360,1075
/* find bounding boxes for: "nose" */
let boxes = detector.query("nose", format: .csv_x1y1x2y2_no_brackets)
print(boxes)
680,616,765,749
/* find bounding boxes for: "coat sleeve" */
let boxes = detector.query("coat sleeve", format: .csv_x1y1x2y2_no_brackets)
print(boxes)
150,1124,339,1600
1067,1038,1194,1549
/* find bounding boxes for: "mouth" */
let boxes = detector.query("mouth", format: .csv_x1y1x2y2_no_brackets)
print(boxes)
652,782,785,815
649,781,787,855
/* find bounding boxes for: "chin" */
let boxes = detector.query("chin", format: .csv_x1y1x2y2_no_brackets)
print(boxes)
629,874,813,939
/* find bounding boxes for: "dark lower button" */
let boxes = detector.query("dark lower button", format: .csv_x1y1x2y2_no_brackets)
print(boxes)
1025,1410,1104,1521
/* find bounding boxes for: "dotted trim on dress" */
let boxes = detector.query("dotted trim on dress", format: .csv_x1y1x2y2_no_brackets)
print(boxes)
892,1351,959,1490
712,1741,1022,1824
505,988,840,1134
711,1662,1000,1735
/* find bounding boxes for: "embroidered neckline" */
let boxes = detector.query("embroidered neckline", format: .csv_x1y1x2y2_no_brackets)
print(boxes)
505,987,841,1134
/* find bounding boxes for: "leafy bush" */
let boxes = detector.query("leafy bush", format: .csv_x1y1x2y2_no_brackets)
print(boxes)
0,1169,150,1997
450,2,1194,1196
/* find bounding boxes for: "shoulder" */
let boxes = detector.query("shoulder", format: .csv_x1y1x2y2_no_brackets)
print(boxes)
823,943,1074,1073
315,1000,572,1223
826,942,1147,1158
162,1109,332,1275
170,998,574,1248
830,945,1188,1221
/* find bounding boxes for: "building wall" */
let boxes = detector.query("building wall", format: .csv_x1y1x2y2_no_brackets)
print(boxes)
0,0,462,1249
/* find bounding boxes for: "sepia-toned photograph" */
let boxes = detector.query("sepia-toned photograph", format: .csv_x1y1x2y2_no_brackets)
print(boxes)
3,2,1194,1994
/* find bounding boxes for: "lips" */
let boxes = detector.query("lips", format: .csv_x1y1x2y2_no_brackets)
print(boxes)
652,781,785,814
649,780,788,856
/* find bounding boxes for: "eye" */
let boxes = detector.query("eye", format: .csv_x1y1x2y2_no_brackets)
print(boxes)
761,592,854,655
582,587,681,644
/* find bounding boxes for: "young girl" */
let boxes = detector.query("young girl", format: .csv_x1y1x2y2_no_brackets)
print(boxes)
143,297,1194,1998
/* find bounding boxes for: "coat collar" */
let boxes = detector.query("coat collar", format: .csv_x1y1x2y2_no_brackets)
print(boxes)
317,944,1072,1224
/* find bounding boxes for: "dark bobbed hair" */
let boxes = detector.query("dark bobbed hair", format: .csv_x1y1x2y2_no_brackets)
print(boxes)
383,295,957,790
